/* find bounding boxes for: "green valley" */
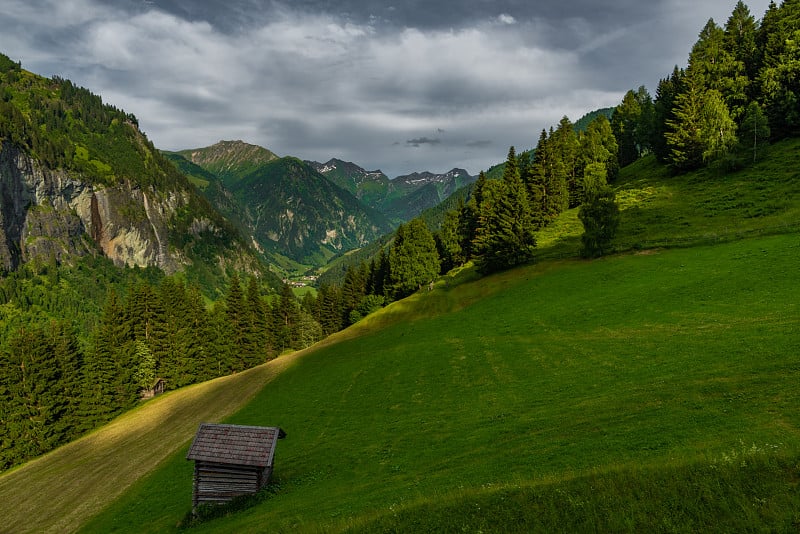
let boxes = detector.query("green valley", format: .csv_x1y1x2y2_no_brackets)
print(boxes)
2,1,800,531
3,135,797,530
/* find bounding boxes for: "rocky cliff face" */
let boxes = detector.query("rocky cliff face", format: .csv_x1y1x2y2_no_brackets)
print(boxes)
0,141,184,273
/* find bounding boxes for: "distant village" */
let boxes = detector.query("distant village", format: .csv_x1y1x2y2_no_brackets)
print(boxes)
282,275,317,288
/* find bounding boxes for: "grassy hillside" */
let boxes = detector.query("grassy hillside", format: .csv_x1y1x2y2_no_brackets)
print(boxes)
536,137,800,260
5,139,800,532
80,232,800,533
0,360,297,533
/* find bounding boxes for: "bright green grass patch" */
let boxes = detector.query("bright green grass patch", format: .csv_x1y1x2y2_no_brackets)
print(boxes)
82,234,800,533
292,285,317,298
535,137,800,261
613,138,800,248
186,176,210,190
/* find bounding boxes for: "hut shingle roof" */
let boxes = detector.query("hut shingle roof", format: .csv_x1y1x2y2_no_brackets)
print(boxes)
186,423,286,467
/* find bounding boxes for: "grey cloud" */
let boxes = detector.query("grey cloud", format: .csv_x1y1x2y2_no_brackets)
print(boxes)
0,0,775,179
466,140,492,148
406,137,441,148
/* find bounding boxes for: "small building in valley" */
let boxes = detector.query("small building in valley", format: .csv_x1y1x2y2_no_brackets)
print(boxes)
141,378,166,399
186,423,286,509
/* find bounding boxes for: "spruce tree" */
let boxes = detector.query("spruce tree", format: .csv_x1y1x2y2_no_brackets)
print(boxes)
435,208,464,274
612,90,642,167
315,284,343,335
473,147,537,274
665,75,706,171
757,0,800,138
388,218,440,298
460,172,486,259
579,186,620,258
543,128,569,221
224,273,249,371
245,276,271,363
652,67,685,163
527,130,550,223
274,284,301,352
551,117,581,208
724,1,759,96
341,265,367,326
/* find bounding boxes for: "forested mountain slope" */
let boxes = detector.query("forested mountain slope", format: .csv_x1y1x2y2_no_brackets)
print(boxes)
172,144,393,266
0,55,266,288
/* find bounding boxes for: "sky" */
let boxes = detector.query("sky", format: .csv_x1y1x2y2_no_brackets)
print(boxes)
0,0,773,178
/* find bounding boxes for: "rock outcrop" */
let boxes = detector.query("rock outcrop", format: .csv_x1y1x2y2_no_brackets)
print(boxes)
0,141,181,272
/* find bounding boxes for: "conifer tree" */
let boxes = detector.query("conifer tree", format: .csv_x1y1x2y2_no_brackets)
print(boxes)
551,117,581,208
388,218,440,298
724,1,759,95
527,130,550,223
757,0,800,138
273,284,301,352
368,247,390,299
688,17,748,122
473,147,537,274
85,290,137,420
224,273,249,371
689,19,729,88
612,90,645,167
6,326,64,459
341,265,367,326
315,284,343,335
652,67,685,162
543,130,569,221
48,321,85,435
245,276,271,363
207,302,233,376
665,77,705,171
579,186,620,258
460,172,486,259
435,207,465,274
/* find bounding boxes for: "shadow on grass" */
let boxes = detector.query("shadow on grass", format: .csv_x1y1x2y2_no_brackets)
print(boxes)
178,481,284,530
340,449,800,533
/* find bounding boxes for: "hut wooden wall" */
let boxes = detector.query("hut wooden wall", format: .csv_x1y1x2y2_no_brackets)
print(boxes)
193,461,273,507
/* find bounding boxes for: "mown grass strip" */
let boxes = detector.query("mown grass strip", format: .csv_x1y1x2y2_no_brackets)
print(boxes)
0,357,297,534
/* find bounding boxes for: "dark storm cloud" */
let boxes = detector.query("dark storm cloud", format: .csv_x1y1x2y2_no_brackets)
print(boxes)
0,0,774,177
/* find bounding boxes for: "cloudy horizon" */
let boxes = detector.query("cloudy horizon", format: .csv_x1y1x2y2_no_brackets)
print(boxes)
0,0,772,178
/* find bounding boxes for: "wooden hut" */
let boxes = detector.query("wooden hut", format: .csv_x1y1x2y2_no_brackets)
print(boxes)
186,423,286,509
140,378,166,399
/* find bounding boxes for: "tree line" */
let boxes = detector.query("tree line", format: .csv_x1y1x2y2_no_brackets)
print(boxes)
306,112,622,335
0,269,321,471
613,1,800,173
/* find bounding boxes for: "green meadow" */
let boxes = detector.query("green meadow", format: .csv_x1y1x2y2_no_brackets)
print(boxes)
81,232,800,532
3,140,800,533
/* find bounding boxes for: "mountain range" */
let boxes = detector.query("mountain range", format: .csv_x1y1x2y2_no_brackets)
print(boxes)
0,49,479,282
308,158,475,224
